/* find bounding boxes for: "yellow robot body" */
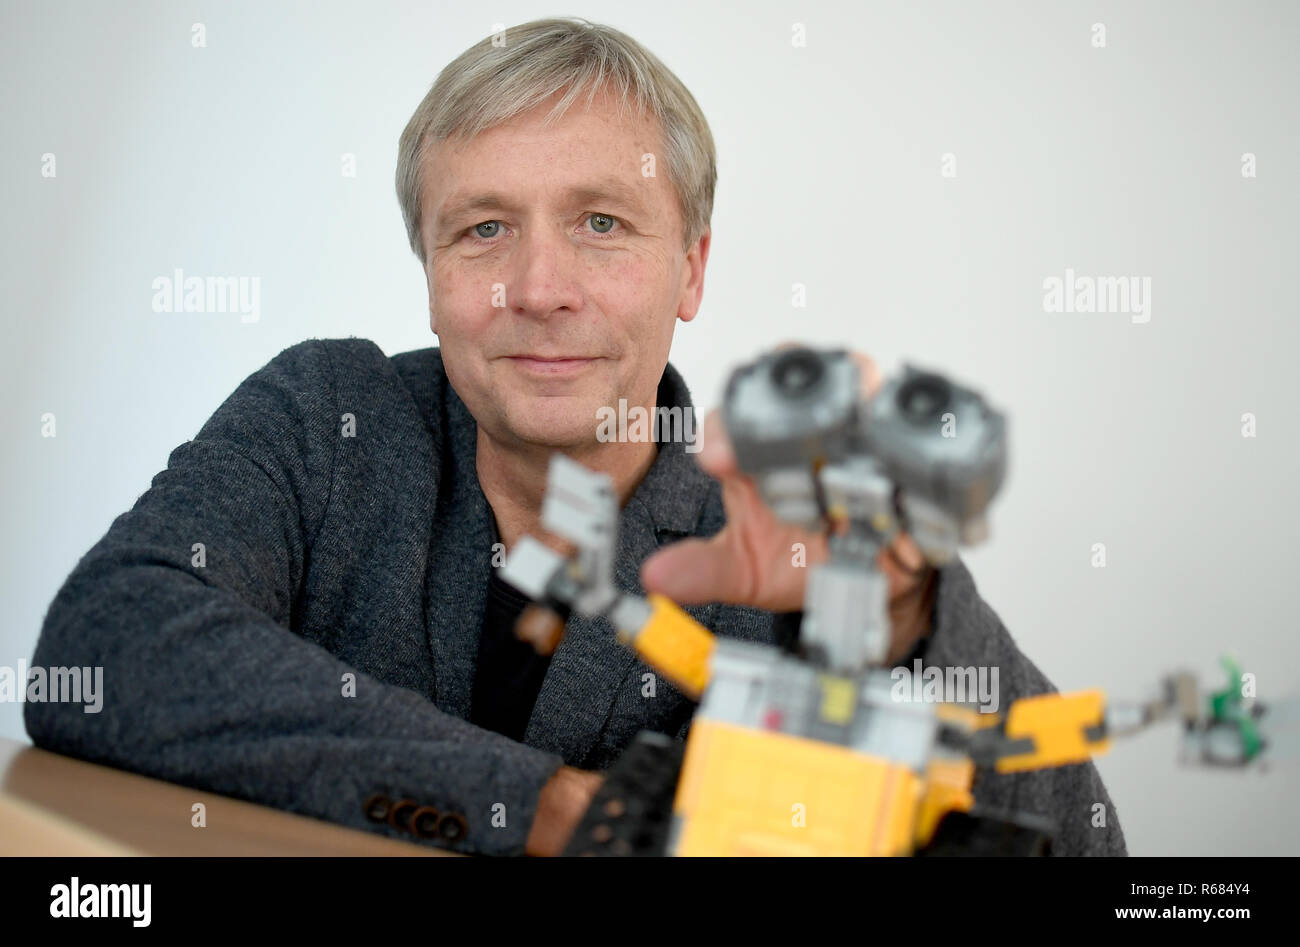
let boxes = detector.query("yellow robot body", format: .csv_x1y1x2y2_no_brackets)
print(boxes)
671,718,931,856
624,597,1112,856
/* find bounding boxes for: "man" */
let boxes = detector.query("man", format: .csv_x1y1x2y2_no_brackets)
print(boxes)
26,17,1126,856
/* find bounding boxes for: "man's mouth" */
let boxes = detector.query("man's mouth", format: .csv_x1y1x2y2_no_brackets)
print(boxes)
505,355,600,376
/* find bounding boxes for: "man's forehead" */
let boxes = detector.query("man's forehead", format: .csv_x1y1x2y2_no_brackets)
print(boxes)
425,93,670,223
435,175,655,221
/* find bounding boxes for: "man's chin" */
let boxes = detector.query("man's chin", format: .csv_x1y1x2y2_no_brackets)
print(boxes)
503,401,603,450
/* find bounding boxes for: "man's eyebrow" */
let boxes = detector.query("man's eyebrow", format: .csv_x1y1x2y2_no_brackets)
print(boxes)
437,180,652,226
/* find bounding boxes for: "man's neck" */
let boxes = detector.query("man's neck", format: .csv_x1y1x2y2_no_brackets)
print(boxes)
476,427,659,554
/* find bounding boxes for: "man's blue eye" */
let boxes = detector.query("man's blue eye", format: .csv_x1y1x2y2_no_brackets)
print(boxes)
474,221,501,239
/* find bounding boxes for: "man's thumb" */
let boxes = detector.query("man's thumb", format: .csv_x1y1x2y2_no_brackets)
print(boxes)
640,535,743,606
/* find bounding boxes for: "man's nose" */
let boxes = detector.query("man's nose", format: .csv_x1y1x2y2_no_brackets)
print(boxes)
505,224,584,317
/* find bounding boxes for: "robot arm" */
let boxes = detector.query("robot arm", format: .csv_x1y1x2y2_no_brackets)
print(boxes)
944,659,1298,773
499,454,717,700
624,594,715,700
1090,659,1300,768
1153,659,1298,767
933,691,1112,773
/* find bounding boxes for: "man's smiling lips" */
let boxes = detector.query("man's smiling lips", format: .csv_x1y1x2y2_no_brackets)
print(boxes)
504,355,601,376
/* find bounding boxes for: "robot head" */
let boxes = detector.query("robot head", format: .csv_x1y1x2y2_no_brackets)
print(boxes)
721,347,1008,566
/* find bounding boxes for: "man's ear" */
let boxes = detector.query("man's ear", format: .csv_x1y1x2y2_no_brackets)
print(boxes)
677,228,711,324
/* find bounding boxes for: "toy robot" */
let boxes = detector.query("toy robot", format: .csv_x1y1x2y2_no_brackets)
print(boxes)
501,347,1296,856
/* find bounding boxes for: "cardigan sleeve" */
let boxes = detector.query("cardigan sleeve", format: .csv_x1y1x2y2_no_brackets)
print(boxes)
25,340,565,856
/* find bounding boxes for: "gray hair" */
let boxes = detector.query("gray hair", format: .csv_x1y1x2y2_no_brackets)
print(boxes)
395,17,716,262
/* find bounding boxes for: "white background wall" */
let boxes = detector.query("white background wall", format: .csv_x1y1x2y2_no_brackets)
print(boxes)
2,0,1296,854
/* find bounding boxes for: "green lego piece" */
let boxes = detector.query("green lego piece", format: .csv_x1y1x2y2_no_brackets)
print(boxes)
1208,657,1263,761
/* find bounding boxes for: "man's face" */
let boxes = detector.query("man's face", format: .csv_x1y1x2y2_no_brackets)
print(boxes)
419,85,709,452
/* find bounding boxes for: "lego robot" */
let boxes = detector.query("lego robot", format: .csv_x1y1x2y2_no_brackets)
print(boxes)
501,347,1296,856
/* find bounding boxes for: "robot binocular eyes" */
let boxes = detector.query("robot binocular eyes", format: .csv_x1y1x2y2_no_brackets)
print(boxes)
720,346,1008,556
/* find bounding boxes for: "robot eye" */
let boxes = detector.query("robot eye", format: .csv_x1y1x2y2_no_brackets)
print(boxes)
770,348,825,397
896,373,953,424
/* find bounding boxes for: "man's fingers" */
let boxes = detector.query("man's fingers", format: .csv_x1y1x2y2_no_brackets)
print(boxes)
849,351,882,400
641,534,748,606
695,408,737,478
890,530,926,572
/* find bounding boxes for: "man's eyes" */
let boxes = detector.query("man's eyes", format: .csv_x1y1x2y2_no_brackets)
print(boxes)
465,214,623,243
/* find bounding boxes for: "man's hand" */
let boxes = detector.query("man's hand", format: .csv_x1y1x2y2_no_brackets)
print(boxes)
640,351,938,665
525,766,605,857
